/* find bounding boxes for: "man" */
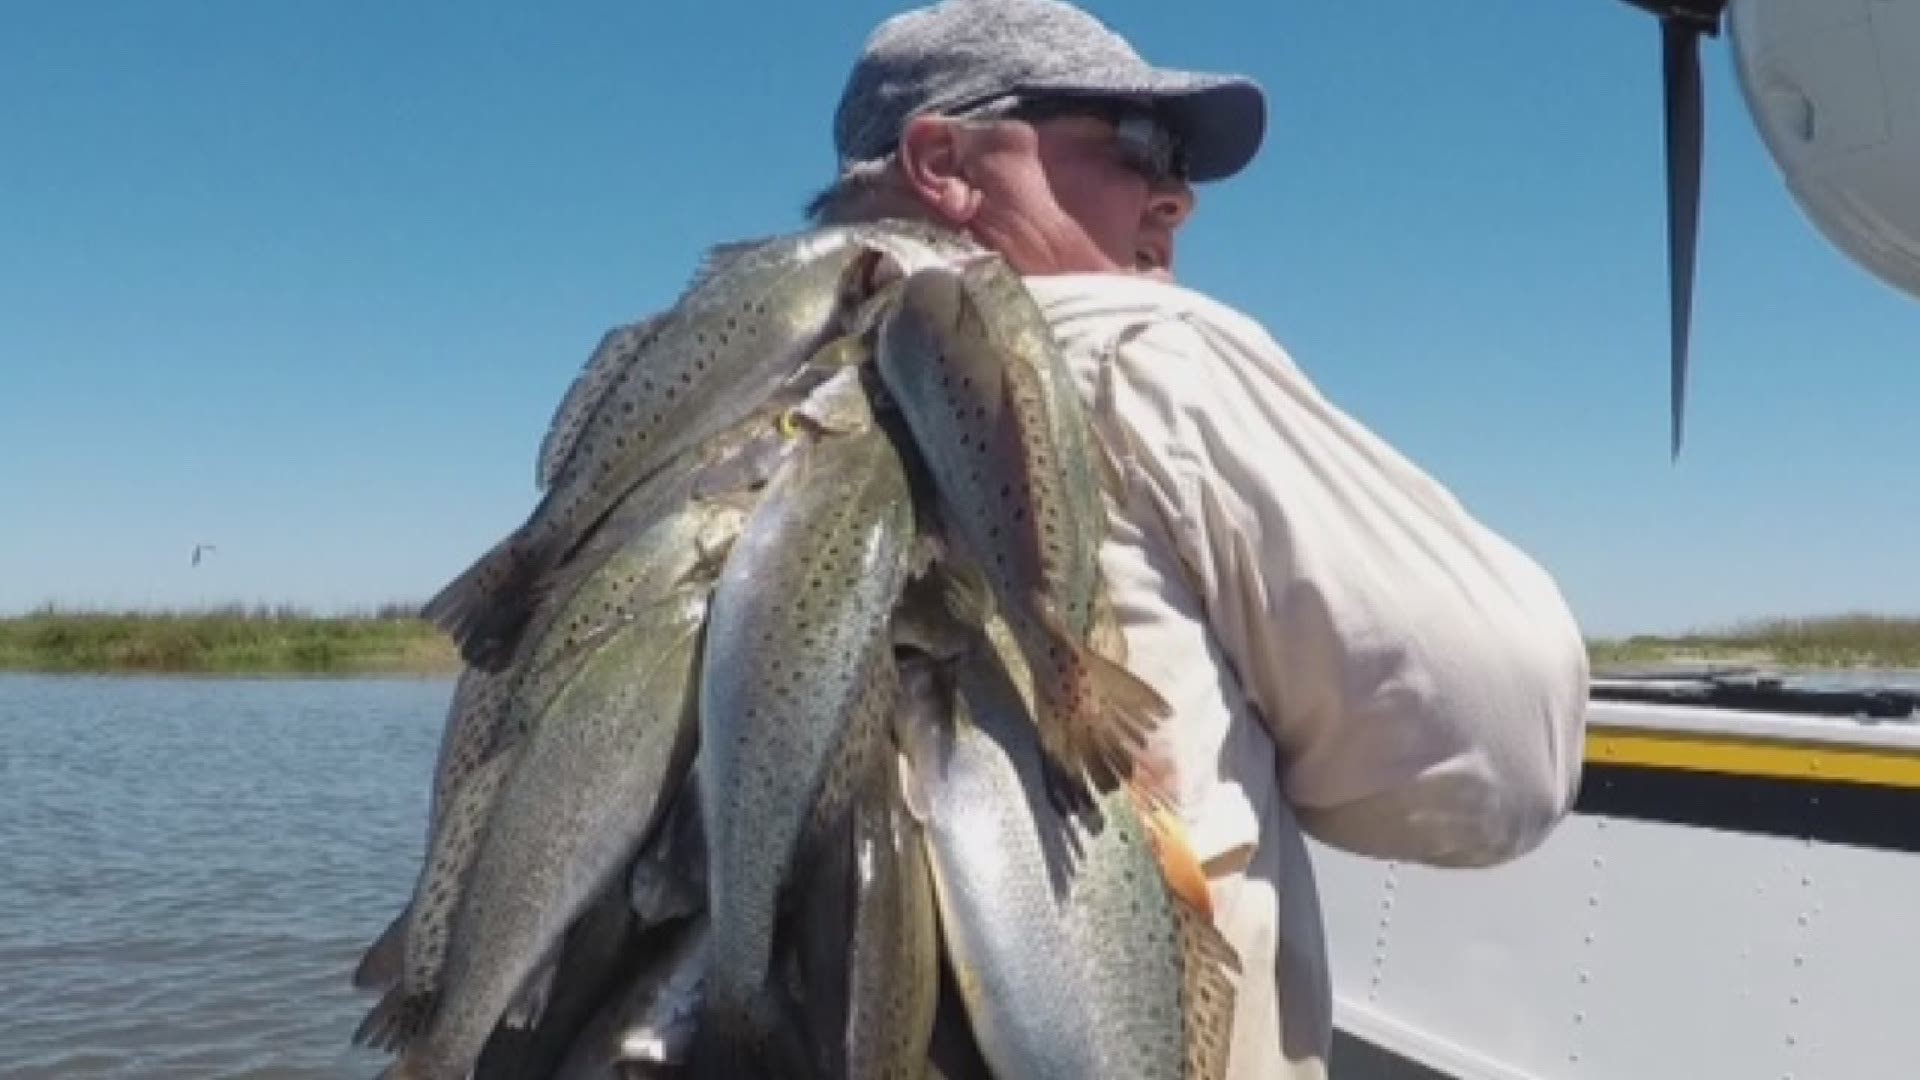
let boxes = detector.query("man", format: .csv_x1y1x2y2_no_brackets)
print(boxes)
814,2,1591,1078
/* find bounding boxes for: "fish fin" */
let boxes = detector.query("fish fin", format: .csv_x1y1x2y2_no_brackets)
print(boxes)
1087,585,1128,665
1133,792,1213,919
900,535,991,629
351,907,409,990
1132,764,1181,824
1036,604,1169,793
352,987,433,1053
503,962,556,1030
906,532,943,578
537,316,667,491
1042,757,1097,819
501,529,668,685
939,561,996,629
682,237,770,298
1176,891,1243,1080
420,528,547,672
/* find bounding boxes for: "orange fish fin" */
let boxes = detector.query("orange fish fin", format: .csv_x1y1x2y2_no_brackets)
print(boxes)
1131,790,1212,919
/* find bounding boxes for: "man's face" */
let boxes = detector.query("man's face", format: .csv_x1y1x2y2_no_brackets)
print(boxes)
947,101,1196,278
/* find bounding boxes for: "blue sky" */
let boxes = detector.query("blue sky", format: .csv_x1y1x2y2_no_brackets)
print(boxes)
4,1,1916,638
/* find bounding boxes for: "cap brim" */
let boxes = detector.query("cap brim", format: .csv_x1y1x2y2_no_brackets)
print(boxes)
1015,71,1267,182
1148,75,1266,182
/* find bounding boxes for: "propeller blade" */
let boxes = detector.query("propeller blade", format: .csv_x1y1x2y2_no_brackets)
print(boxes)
1659,16,1705,458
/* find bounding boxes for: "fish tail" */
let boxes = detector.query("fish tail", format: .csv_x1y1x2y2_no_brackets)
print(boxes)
352,986,434,1054
420,528,546,671
350,908,409,990
1035,605,1170,792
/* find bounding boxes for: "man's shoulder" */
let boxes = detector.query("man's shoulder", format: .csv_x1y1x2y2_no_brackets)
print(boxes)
1020,273,1278,354
1020,272,1300,396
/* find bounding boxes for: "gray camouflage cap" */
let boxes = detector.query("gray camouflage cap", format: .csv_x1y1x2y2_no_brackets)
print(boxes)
833,0,1267,183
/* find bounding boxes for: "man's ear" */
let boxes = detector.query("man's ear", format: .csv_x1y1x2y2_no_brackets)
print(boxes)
897,115,982,225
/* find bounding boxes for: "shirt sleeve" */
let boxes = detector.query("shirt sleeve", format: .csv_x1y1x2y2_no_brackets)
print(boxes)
1090,304,1591,868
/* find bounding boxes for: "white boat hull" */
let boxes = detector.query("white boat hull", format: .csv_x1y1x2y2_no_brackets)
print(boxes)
1318,698,1920,1079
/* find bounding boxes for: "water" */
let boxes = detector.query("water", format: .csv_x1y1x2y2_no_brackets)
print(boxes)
8,667,1919,1078
1789,668,1920,693
0,673,450,1079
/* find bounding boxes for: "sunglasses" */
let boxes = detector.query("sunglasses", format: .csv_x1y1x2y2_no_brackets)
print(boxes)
968,94,1191,185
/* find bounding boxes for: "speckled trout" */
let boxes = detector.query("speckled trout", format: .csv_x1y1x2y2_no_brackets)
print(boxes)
687,386,918,1079
875,256,1169,797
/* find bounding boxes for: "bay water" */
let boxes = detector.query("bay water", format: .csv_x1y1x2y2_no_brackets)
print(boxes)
1,674,448,1079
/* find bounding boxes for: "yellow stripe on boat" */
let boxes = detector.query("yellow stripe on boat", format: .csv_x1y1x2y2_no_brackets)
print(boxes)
1586,728,1920,789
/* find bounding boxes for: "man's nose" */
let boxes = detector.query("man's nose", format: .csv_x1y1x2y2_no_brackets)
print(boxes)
1148,179,1194,230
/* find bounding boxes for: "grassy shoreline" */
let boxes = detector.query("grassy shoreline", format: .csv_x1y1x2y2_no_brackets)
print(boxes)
0,605,458,676
4,609,1919,678
1586,615,1920,673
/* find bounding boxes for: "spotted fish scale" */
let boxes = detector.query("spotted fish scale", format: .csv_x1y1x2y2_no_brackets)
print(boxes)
360,489,741,1080
1068,784,1240,1080
875,257,1168,796
1066,786,1189,1080
354,666,518,991
690,411,917,1076
988,621,1242,1080
356,393,789,998
423,225,895,673
376,593,708,1080
896,640,1106,1079
786,742,940,1080
843,777,939,1080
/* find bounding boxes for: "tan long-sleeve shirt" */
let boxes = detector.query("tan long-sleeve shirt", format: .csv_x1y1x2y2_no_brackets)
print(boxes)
1023,272,1591,1080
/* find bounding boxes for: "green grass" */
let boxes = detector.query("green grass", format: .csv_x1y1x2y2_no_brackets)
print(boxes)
0,603,458,676
6,605,1918,678
1587,614,1920,672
